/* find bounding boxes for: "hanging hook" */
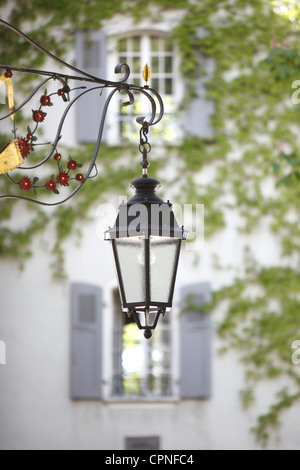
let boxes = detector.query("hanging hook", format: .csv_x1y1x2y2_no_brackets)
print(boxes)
139,123,151,175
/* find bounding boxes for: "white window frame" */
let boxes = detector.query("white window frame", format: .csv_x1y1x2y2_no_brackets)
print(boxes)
101,285,180,402
106,30,184,146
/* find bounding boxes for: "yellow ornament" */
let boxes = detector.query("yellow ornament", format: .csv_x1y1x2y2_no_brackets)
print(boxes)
0,72,15,121
0,140,24,175
142,63,151,85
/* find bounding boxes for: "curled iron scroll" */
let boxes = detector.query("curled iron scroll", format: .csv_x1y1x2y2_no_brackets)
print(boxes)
0,20,164,206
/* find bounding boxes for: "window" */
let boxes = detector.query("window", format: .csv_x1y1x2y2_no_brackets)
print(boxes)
76,28,214,145
115,34,180,144
125,436,160,450
112,289,172,398
70,282,212,401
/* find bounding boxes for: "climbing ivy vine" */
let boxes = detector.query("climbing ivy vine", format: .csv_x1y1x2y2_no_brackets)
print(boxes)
1,0,300,447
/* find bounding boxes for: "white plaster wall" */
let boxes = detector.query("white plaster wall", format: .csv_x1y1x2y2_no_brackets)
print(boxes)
1,6,300,452
0,201,299,450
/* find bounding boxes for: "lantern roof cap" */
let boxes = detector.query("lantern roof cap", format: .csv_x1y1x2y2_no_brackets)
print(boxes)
128,176,165,205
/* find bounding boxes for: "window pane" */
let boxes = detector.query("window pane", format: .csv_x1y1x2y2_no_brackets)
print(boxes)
122,323,144,395
133,57,141,74
152,78,159,91
152,56,159,74
165,78,173,95
151,37,159,52
165,57,173,74
132,36,141,52
165,38,174,52
118,39,127,52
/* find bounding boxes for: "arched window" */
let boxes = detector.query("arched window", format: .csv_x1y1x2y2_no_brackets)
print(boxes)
114,34,181,144
75,28,214,145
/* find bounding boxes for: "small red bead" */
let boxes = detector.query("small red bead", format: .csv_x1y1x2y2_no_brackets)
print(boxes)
68,160,77,171
40,95,51,106
76,173,84,182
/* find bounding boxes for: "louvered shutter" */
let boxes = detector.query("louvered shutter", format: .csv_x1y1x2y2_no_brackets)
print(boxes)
75,31,107,142
182,28,215,140
180,283,212,399
70,283,103,399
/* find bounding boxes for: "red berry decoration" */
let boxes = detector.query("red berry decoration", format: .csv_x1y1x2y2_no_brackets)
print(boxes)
67,160,77,171
4,69,13,78
19,177,32,192
40,95,52,106
32,110,46,123
54,153,62,161
17,137,31,158
76,173,84,182
46,179,57,191
57,171,70,186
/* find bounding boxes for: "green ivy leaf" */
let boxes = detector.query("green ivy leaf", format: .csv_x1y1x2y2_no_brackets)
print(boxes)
272,163,280,173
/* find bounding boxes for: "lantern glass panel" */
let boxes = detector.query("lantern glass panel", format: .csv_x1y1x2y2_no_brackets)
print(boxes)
149,236,181,304
114,237,146,305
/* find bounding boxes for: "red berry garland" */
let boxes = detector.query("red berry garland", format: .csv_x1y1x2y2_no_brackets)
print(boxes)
14,87,88,196
40,95,52,107
19,177,32,191
46,179,57,191
67,160,77,171
76,173,84,182
32,110,47,123
57,171,70,186
17,137,31,158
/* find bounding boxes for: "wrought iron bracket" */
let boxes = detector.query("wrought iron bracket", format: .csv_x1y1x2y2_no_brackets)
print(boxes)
0,19,164,206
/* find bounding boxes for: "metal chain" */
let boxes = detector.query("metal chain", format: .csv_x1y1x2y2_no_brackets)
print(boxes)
139,123,151,172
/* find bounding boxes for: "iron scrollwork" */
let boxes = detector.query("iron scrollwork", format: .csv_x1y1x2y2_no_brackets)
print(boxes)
0,19,164,206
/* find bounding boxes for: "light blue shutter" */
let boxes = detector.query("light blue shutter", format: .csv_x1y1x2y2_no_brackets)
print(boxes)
180,283,212,399
112,289,124,396
71,283,103,399
75,31,107,142
182,28,215,139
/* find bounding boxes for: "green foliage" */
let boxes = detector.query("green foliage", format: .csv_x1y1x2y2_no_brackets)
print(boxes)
262,47,300,80
214,265,300,445
1,0,300,447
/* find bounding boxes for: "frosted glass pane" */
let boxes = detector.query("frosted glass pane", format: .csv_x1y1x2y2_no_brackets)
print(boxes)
150,236,180,304
115,238,145,304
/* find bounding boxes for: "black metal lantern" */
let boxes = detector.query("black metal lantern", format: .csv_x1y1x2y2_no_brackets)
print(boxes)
105,167,188,338
0,21,188,339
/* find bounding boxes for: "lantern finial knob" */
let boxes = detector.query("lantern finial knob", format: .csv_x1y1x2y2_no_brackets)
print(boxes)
144,328,153,339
